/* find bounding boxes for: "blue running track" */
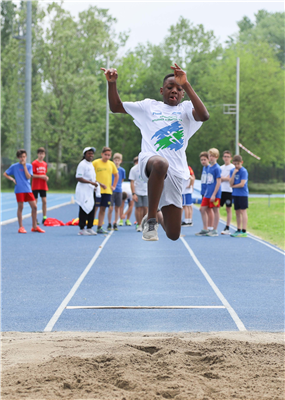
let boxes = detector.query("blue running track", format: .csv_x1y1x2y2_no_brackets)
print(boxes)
1,193,284,333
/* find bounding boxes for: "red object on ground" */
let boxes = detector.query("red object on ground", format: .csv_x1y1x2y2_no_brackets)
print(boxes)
31,226,45,233
43,218,65,227
65,218,79,226
18,227,27,233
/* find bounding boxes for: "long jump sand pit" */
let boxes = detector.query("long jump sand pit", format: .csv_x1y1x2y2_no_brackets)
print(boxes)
1,331,284,399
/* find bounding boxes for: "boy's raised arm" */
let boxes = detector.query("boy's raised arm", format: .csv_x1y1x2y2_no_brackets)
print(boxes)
101,68,127,114
171,63,209,122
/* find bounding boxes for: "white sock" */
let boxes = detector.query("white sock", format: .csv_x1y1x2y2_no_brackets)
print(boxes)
208,227,213,230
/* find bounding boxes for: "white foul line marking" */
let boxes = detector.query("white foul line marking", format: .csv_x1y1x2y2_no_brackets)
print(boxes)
0,200,72,225
66,305,226,310
44,232,114,332
180,236,247,332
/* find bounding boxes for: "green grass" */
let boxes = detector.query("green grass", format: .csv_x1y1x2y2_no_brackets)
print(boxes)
219,198,285,250
248,182,285,194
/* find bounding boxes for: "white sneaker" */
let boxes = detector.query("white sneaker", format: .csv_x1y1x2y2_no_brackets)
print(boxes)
221,229,231,235
78,229,91,236
142,218,158,241
86,228,97,235
136,225,142,232
141,213,148,231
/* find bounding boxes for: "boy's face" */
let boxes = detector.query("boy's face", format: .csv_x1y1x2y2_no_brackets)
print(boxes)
223,153,232,165
200,156,209,166
160,77,184,106
209,154,218,164
101,151,112,162
113,157,122,167
233,161,243,170
38,151,45,161
18,153,27,164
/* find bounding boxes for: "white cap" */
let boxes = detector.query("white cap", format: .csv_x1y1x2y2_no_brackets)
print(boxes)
82,147,96,155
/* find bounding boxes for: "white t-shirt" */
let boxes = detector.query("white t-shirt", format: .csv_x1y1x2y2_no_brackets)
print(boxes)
123,99,203,180
75,159,96,214
129,164,148,196
122,181,132,201
221,163,235,193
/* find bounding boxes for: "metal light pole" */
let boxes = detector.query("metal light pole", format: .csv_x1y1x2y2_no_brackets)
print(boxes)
24,1,32,162
223,57,240,155
235,57,240,155
105,55,110,147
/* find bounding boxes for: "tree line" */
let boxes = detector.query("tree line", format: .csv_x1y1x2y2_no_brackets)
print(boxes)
1,1,284,187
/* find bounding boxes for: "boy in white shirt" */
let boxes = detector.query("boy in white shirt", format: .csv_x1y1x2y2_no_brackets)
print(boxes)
220,150,235,234
101,63,209,241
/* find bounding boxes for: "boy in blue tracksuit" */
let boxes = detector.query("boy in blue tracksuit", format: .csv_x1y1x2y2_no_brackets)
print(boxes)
229,154,249,237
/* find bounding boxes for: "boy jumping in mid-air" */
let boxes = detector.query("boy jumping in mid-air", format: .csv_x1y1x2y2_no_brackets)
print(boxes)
101,63,209,241
3,149,45,233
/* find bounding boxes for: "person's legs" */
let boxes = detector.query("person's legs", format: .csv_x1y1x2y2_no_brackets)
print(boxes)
28,200,38,229
212,207,220,230
98,206,106,227
226,206,232,226
136,207,143,225
17,202,24,228
158,205,182,241
79,206,87,229
200,206,208,230
241,209,248,230
126,200,134,220
108,205,113,225
236,209,242,230
207,208,214,228
42,196,47,217
87,205,96,229
145,156,168,220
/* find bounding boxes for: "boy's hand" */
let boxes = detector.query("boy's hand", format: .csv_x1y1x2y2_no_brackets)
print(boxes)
100,183,107,190
170,63,187,86
11,178,16,185
210,194,216,203
101,67,118,82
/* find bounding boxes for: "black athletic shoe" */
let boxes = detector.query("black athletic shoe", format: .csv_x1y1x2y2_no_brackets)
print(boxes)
107,223,112,231
113,223,118,231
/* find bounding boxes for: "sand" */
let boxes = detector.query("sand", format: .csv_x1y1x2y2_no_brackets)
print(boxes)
1,331,284,400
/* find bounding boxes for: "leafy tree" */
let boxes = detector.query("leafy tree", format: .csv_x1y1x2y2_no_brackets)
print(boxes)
33,3,124,182
237,10,285,66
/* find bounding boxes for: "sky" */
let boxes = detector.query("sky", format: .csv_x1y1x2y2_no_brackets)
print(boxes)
46,1,284,52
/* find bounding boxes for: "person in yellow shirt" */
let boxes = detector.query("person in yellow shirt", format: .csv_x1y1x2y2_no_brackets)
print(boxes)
92,147,119,234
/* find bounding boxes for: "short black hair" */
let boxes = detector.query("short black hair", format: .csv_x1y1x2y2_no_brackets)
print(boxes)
16,149,27,158
163,73,175,84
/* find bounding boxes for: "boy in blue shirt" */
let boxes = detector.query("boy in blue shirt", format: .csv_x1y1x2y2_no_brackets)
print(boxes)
3,149,45,233
199,151,214,231
107,152,126,231
229,155,249,237
196,148,221,237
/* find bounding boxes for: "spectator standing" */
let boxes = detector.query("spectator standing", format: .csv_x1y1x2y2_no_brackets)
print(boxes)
229,155,249,237
32,147,49,224
220,150,235,234
107,153,126,231
129,156,148,232
92,147,119,234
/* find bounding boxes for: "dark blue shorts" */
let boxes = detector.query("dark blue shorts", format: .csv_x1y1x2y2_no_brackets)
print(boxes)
233,196,248,210
97,194,112,208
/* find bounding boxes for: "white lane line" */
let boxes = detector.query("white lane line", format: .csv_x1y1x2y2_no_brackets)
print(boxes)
180,236,247,332
66,305,226,309
0,200,72,225
44,231,114,332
